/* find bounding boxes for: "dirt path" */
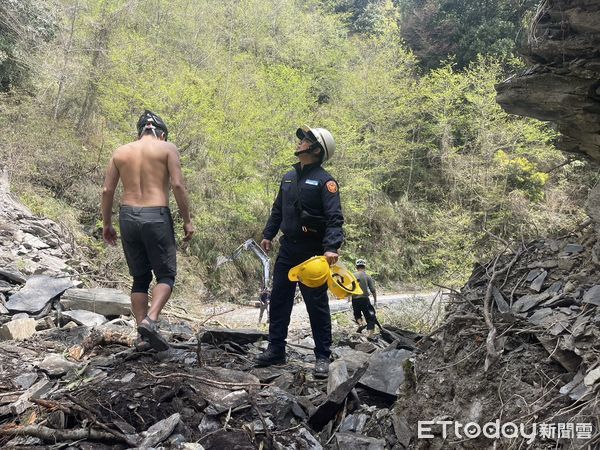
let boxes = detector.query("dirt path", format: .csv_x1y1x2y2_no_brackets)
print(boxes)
196,291,439,330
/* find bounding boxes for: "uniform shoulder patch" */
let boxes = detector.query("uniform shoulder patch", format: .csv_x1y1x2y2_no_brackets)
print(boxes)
326,180,338,193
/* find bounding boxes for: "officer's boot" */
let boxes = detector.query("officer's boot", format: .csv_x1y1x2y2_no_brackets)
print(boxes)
255,346,286,367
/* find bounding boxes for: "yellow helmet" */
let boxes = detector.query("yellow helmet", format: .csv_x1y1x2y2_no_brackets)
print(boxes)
328,263,364,299
288,256,330,288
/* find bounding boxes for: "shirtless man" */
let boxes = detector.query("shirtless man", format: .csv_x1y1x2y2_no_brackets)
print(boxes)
101,110,194,351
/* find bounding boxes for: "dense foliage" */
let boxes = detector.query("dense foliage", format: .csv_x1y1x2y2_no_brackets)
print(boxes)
397,0,539,70
0,0,595,298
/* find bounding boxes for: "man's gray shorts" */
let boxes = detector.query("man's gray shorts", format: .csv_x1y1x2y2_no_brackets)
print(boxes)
119,206,177,279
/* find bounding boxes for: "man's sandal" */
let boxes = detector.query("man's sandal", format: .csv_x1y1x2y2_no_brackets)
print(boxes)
137,315,170,351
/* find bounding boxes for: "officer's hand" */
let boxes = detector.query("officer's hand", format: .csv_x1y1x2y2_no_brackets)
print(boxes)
324,251,338,265
103,225,118,246
183,222,195,241
261,239,272,253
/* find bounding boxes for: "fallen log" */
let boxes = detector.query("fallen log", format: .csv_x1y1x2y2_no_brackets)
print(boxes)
0,424,125,443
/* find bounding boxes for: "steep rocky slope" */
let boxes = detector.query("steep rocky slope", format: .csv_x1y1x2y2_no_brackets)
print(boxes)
496,0,600,159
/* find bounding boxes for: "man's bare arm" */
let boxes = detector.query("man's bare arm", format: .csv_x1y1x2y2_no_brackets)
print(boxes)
167,146,194,241
101,157,120,245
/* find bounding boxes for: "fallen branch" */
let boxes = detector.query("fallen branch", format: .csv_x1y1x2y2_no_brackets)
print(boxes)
483,246,523,372
0,424,122,442
143,367,269,388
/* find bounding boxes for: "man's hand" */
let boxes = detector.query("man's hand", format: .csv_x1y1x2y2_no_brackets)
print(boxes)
103,225,118,246
324,251,338,265
260,239,272,253
183,222,195,241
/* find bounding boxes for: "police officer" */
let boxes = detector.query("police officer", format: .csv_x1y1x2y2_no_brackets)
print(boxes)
257,125,344,378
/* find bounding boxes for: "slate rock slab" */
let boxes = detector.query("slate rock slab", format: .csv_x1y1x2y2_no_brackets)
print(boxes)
564,243,584,254
199,327,267,346
582,285,600,306
0,280,14,293
38,354,80,376
332,347,371,372
0,265,27,284
60,288,131,316
511,292,550,313
359,349,412,397
201,430,254,449
273,427,323,450
0,318,37,340
139,413,181,448
335,432,385,450
62,309,108,327
308,363,368,431
6,276,73,314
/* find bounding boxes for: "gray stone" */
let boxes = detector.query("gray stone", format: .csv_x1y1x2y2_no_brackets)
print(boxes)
335,432,385,450
332,347,371,372
250,367,287,383
492,287,510,313
308,363,369,431
201,430,254,449
273,427,323,450
558,258,576,271
528,308,553,326
204,390,248,415
6,275,73,314
7,378,54,415
582,285,600,306
251,417,275,432
22,233,49,250
564,243,584,254
0,318,37,340
537,335,581,373
354,342,377,353
511,292,550,313
12,312,29,320
359,349,412,397
392,413,412,448
545,281,562,295
327,360,349,395
60,288,131,316
530,270,548,292
584,366,600,387
192,367,259,415
199,327,268,346
139,413,181,448
198,414,221,435
527,260,558,269
560,371,592,401
14,373,38,390
38,354,80,376
339,414,368,433
546,312,571,335
526,269,543,282
0,265,26,283
0,280,13,292
62,309,108,327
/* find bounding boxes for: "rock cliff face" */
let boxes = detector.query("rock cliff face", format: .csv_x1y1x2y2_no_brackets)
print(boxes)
496,0,600,160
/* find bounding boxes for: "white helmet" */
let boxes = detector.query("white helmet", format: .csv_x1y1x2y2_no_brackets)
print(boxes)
296,125,336,163
356,259,366,267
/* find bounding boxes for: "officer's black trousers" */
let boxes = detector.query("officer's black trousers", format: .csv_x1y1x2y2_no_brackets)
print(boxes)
268,237,332,359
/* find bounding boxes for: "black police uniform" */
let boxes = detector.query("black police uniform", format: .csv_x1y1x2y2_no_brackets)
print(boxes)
262,161,344,359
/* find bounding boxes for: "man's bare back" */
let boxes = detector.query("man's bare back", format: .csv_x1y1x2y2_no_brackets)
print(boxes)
102,134,193,246
113,135,176,207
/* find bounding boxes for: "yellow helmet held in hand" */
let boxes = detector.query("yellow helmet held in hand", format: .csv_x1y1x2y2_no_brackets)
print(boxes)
288,256,330,288
328,263,364,299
